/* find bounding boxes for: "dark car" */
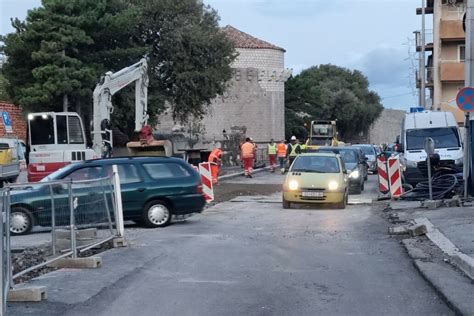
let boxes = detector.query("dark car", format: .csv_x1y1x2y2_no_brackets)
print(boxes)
312,147,366,194
352,144,377,175
9,157,206,235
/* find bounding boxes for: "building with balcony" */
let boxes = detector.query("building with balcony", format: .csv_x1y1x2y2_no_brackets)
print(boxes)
417,0,466,124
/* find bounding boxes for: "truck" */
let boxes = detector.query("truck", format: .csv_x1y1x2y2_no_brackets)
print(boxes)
0,138,23,187
305,120,339,150
397,110,463,185
27,58,166,181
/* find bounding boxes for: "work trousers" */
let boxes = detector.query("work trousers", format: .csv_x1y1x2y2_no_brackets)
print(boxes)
289,156,297,167
278,156,286,169
268,154,277,171
242,157,254,176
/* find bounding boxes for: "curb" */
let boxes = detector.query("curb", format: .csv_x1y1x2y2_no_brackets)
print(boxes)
219,166,270,181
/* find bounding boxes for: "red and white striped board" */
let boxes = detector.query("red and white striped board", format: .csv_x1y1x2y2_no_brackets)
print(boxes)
388,157,402,198
198,162,214,202
377,155,389,194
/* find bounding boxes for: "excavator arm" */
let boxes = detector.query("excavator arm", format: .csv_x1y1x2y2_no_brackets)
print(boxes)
92,58,149,157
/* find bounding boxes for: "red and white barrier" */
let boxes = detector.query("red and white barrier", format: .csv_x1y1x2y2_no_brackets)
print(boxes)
388,157,402,198
377,155,389,194
198,162,214,202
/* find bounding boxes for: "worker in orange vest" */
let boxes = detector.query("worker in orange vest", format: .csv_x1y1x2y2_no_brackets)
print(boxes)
267,139,277,172
277,139,288,174
208,147,223,184
240,137,255,178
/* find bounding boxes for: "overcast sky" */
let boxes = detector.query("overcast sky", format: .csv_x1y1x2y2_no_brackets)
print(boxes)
1,0,429,111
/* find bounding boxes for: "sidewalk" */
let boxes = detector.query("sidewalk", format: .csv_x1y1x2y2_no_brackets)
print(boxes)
387,200,474,315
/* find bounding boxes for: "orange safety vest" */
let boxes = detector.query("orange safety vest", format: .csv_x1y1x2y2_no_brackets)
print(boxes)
208,148,222,163
241,142,255,158
277,143,287,157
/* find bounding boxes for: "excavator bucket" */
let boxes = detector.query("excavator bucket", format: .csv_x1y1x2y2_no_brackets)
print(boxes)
126,139,173,157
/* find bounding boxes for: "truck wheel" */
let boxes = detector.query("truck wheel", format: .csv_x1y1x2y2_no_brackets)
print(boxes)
142,200,172,228
10,207,33,235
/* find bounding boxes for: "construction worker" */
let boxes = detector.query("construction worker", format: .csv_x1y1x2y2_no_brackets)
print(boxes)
287,136,302,167
267,139,277,172
208,147,223,184
241,137,255,178
277,139,287,174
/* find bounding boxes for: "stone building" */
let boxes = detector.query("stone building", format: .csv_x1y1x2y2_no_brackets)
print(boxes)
367,108,405,144
156,25,291,147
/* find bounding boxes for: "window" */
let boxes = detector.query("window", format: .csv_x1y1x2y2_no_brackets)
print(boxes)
30,115,55,145
406,127,461,150
57,115,68,144
143,163,191,180
459,44,465,62
68,116,84,144
291,156,340,173
65,166,103,181
105,164,141,184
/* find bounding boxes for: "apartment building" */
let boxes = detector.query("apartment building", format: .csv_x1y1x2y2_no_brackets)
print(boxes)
417,0,466,124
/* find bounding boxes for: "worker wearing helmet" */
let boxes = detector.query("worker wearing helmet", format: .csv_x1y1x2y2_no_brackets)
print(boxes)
287,136,302,167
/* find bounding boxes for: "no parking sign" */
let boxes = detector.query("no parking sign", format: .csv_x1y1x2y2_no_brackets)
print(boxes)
456,87,474,112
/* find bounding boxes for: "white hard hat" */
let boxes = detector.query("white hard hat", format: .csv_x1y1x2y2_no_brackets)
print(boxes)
291,136,297,140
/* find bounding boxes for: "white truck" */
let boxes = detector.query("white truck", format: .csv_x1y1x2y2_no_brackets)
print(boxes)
397,110,463,185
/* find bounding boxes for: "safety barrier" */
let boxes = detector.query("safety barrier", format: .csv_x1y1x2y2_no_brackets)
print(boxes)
0,166,124,313
377,155,390,194
388,157,403,198
198,162,214,202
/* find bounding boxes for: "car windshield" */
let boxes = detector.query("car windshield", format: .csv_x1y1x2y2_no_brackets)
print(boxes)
291,156,340,173
338,149,357,163
406,127,460,150
354,146,375,156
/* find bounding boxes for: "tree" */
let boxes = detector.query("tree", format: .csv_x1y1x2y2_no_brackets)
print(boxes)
1,0,235,143
0,72,9,102
285,64,383,141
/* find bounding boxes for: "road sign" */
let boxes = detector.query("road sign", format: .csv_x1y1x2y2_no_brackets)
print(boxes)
1,111,12,133
456,87,474,112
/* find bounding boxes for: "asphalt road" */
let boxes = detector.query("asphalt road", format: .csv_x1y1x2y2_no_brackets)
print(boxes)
11,172,452,315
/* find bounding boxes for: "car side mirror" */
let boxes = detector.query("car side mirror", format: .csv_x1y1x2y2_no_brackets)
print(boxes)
51,183,66,193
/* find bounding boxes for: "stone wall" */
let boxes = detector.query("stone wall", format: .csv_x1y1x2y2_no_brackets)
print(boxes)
0,103,27,141
367,108,405,145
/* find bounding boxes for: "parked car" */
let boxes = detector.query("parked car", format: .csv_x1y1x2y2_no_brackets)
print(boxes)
282,152,348,209
9,156,206,235
352,144,377,175
313,147,366,194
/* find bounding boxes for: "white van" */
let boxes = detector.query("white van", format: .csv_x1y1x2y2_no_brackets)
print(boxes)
398,111,463,185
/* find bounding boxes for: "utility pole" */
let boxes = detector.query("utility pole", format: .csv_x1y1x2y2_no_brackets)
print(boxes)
465,0,474,198
420,0,427,109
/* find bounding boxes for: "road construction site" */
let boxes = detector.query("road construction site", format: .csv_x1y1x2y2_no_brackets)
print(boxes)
7,170,474,316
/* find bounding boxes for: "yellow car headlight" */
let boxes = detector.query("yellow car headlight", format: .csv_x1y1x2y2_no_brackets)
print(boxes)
288,180,299,191
328,180,339,191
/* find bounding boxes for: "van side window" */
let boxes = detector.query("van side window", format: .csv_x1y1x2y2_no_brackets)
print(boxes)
143,163,191,180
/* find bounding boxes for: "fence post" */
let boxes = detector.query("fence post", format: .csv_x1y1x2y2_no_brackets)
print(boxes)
5,189,12,288
68,181,77,259
112,165,124,237
102,178,114,235
49,184,57,256
0,191,4,316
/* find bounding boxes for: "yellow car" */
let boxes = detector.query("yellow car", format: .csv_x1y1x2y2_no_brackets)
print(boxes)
282,153,348,209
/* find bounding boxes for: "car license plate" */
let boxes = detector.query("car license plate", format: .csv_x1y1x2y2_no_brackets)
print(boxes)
301,191,324,197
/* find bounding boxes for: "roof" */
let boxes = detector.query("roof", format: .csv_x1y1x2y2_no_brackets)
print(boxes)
300,152,337,157
221,25,285,52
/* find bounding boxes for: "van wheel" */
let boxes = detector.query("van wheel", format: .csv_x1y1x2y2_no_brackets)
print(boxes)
10,207,33,235
282,198,291,209
142,200,172,228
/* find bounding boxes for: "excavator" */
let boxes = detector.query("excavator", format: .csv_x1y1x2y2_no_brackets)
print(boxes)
27,58,170,181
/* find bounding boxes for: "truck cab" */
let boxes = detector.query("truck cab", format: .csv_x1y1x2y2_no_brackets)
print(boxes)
398,111,463,185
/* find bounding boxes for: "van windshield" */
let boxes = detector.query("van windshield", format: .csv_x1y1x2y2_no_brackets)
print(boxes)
406,127,460,150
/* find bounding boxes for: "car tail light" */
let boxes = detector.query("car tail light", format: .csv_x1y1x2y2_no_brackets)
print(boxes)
197,182,203,194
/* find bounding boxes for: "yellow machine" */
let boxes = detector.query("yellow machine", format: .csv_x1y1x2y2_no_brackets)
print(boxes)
305,120,339,150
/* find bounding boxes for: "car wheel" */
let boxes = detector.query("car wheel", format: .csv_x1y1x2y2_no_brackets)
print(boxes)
336,196,346,209
10,207,33,235
142,200,172,228
353,184,362,195
282,197,291,209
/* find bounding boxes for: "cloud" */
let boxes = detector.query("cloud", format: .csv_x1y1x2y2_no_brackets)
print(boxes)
354,46,411,88
250,0,341,18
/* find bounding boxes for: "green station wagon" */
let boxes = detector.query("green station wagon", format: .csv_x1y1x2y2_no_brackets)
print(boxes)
9,157,206,235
